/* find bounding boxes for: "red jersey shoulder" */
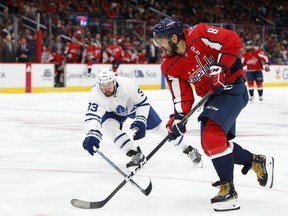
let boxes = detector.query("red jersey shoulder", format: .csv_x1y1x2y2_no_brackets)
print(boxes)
253,49,262,55
160,55,180,76
243,49,261,57
184,24,207,45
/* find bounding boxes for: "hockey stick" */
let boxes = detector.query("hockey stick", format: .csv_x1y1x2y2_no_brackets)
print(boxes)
71,91,211,209
95,149,152,196
148,7,191,28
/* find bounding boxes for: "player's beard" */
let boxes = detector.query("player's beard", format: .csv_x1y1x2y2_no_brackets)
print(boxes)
102,89,114,97
164,41,179,57
100,87,115,97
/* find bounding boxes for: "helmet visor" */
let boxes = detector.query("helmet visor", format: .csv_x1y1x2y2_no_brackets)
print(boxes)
153,36,166,48
246,45,253,50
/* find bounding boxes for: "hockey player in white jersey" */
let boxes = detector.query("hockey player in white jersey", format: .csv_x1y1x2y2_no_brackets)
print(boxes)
82,67,203,168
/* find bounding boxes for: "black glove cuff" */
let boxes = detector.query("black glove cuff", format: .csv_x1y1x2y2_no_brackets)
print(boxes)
170,113,185,120
211,63,228,73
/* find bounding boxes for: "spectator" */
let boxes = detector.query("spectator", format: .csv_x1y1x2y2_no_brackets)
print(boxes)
94,33,103,61
0,35,2,61
16,37,31,62
94,33,102,51
145,38,158,63
279,43,288,64
4,0,288,65
1,34,17,62
41,46,51,63
51,35,65,53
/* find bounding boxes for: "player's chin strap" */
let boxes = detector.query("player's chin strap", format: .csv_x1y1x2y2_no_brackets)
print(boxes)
71,91,212,209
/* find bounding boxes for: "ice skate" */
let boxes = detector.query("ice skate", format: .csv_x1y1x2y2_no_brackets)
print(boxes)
211,181,240,211
126,147,146,168
183,146,203,167
242,154,274,188
249,96,254,102
259,96,263,101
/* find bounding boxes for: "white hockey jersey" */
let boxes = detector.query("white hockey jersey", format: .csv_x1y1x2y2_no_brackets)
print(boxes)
84,76,150,132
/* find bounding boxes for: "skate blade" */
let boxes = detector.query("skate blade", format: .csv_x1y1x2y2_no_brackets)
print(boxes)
265,156,274,188
193,159,203,168
212,198,240,212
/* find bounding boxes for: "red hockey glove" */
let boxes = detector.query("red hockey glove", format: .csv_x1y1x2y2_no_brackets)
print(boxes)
208,64,227,94
166,113,186,140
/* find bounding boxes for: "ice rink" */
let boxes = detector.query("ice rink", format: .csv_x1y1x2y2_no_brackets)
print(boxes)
0,87,287,216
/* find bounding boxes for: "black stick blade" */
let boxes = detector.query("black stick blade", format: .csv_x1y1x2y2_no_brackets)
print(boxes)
71,179,152,209
142,178,152,196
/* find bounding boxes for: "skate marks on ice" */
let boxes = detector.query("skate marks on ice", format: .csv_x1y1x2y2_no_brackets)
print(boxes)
0,88,287,216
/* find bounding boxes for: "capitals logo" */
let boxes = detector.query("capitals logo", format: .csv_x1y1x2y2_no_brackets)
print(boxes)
246,56,258,65
188,55,214,83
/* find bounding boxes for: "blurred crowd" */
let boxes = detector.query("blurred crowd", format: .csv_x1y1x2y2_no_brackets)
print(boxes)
1,0,288,64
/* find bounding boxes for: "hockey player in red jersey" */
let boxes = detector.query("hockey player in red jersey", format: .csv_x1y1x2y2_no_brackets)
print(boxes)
102,40,123,73
241,40,270,101
49,49,65,87
64,37,82,63
82,39,102,74
136,49,148,64
153,17,274,211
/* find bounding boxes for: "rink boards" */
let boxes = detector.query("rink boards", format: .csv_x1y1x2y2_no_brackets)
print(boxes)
0,63,288,93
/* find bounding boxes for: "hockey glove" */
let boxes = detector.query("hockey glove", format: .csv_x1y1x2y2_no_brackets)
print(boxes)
208,64,227,94
166,113,186,141
264,64,270,72
130,115,147,140
83,129,102,156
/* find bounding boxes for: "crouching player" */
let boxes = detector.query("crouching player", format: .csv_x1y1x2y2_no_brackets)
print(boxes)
82,67,203,169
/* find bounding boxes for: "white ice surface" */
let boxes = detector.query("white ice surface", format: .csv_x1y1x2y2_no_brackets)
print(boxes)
0,88,287,216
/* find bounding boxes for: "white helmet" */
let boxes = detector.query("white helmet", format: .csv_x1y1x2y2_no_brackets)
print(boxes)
97,67,116,84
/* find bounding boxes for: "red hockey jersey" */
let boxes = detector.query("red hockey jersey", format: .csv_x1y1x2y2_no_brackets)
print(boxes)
64,42,81,63
161,24,244,114
102,44,123,63
49,52,65,72
49,52,65,66
83,44,101,63
241,48,269,71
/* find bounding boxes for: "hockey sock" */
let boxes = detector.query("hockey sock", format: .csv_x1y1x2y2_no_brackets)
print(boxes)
231,142,253,165
212,153,234,182
248,89,254,97
258,89,263,97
